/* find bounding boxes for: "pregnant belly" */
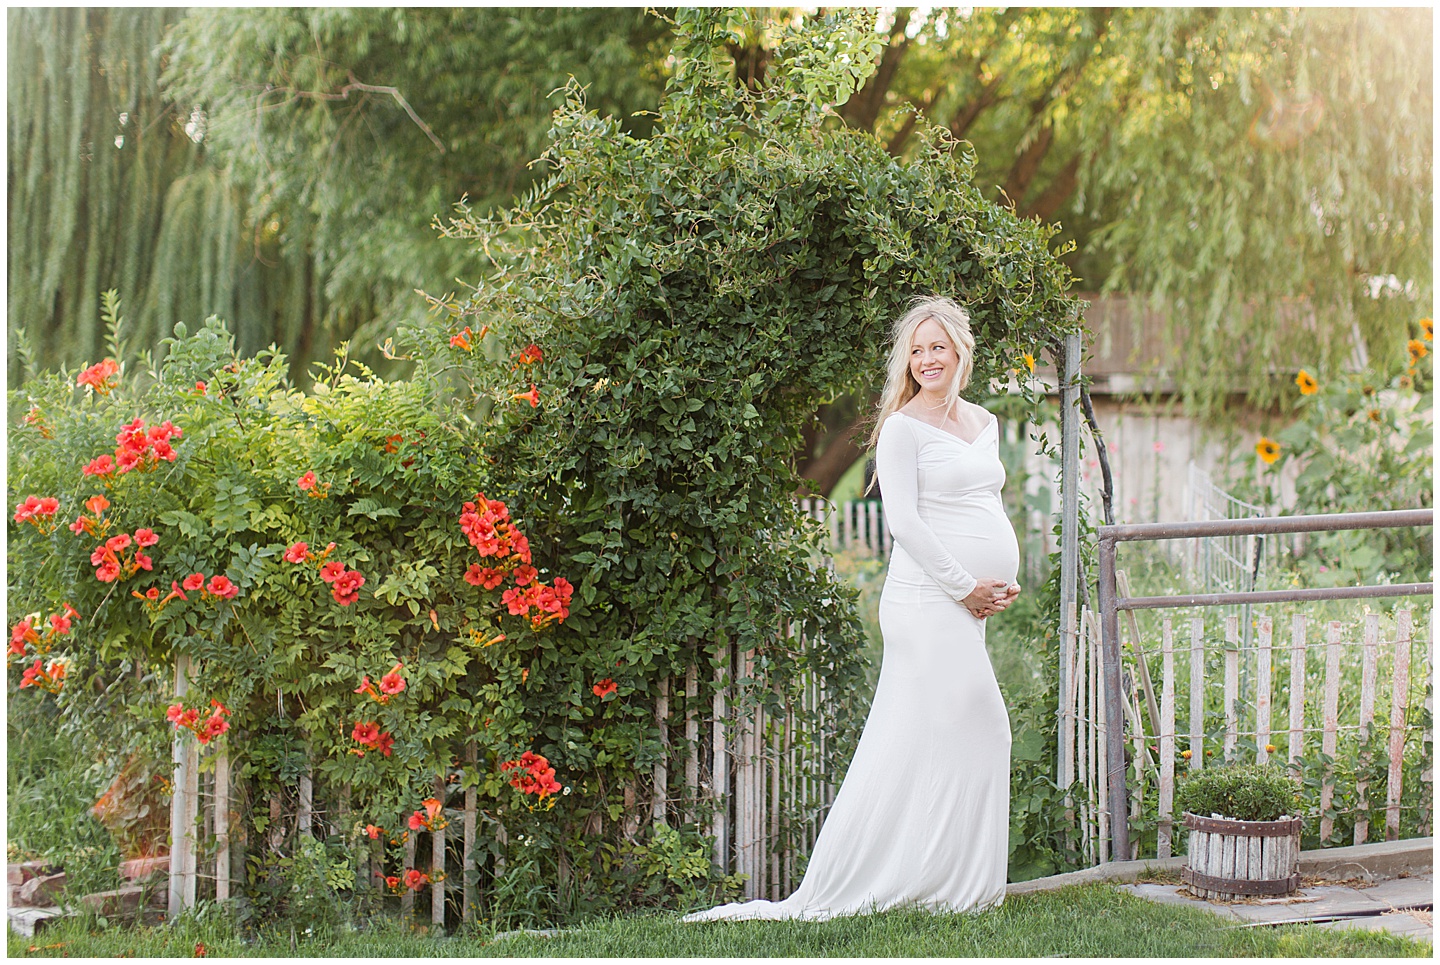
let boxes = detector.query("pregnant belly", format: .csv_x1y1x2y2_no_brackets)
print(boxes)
887,498,1020,591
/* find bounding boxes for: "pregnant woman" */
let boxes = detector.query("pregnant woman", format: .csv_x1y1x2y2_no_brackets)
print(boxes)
685,295,1020,922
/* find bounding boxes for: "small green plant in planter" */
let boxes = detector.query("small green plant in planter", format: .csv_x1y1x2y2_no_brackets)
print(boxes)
1175,763,1304,900
1175,763,1299,822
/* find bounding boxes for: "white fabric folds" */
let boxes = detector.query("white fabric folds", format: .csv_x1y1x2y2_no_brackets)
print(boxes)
684,410,1016,922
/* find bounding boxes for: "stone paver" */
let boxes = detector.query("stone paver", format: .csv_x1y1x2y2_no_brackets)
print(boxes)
1115,873,1433,943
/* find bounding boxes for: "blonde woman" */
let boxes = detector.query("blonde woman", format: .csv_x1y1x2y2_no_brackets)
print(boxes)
686,295,1019,923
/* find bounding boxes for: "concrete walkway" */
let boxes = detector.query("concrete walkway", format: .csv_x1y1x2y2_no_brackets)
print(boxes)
1008,837,1433,944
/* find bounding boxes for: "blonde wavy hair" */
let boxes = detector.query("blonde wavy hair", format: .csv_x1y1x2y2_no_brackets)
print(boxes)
866,296,975,454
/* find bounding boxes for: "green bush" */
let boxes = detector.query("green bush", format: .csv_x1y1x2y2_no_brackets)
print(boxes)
1175,763,1299,823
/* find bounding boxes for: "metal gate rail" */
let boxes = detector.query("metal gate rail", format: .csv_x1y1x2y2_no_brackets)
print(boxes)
1095,508,1434,860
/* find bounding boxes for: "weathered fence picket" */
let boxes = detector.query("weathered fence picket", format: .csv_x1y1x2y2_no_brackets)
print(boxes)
1223,616,1239,762
1157,619,1176,858
1256,616,1273,765
1094,604,1429,867
1355,614,1379,845
1387,609,1412,840
1289,615,1307,765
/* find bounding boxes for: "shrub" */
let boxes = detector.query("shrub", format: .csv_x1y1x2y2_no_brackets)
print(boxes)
1175,763,1299,823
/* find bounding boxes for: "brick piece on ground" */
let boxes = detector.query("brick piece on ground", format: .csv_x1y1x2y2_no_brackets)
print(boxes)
119,854,169,882
7,861,62,886
78,885,149,919
17,872,67,907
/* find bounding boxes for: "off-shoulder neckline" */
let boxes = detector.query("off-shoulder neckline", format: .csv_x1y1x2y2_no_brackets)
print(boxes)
893,409,996,447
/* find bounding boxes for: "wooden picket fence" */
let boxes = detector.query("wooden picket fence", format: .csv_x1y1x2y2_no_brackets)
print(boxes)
799,498,890,559
1065,599,1434,865
165,623,847,921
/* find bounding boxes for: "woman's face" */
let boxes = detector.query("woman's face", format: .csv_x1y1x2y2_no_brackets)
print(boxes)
908,318,959,393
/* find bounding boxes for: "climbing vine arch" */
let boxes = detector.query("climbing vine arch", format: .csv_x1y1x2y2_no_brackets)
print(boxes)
414,8,1087,896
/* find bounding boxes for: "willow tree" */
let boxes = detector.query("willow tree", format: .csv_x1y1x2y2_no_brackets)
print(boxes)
8,8,670,385
8,9,201,380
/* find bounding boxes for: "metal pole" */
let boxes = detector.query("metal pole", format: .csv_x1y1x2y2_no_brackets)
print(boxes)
1057,331,1082,788
1097,535,1129,861
1117,582,1432,610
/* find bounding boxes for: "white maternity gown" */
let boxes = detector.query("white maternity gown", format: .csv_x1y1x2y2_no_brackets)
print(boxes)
685,409,1017,923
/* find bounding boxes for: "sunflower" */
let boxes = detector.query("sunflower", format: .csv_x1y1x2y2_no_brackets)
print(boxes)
1407,339,1428,365
1422,317,1433,341
1294,369,1318,395
1255,437,1281,465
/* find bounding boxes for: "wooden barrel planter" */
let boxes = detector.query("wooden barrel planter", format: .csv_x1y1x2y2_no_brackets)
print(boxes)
1181,812,1301,899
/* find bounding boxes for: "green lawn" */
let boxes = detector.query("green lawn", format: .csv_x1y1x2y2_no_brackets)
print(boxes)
8,883,1430,958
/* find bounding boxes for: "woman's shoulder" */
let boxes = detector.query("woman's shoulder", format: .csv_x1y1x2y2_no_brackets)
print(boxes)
958,398,996,422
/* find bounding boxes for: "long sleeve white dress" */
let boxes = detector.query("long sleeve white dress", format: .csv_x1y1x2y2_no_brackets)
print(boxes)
684,409,1017,922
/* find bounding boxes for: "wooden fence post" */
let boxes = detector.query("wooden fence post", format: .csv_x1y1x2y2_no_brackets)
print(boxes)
685,662,699,825
167,655,198,919
711,640,729,874
1355,614,1380,845
1288,616,1307,769
653,676,669,828
1223,616,1239,762
1189,617,1205,771
1256,617,1273,765
1319,621,1342,843
432,774,446,929
1386,609,1413,840
462,743,477,923
214,751,230,902
1158,618,1175,859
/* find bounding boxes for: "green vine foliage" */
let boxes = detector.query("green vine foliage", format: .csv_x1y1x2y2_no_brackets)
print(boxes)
419,7,1082,907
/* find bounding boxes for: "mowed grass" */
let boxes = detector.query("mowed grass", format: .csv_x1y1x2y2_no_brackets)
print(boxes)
8,883,1430,958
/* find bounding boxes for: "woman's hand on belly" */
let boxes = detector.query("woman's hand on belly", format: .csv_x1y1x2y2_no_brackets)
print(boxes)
963,579,1022,620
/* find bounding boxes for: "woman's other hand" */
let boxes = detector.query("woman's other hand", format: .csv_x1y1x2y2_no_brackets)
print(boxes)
963,579,1021,619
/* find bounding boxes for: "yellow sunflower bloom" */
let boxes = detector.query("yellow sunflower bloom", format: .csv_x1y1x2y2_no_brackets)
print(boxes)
1255,437,1281,465
1408,338,1428,364
1422,317,1433,341
1294,369,1318,395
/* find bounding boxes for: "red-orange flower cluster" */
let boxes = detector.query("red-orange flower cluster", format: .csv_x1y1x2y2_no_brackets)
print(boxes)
320,560,365,605
296,471,331,499
354,662,405,704
364,824,384,840
510,383,540,408
167,699,231,744
500,751,563,798
13,495,60,531
83,418,182,480
406,797,447,832
458,494,574,628
68,495,113,538
10,606,78,676
76,359,120,394
19,657,67,694
375,869,430,893
502,578,574,630
23,407,53,439
349,720,395,757
89,527,161,583
514,344,543,366
449,324,487,351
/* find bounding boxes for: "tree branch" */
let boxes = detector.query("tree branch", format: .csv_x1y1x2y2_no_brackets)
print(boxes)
1023,151,1083,222
291,71,446,153
841,7,912,132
